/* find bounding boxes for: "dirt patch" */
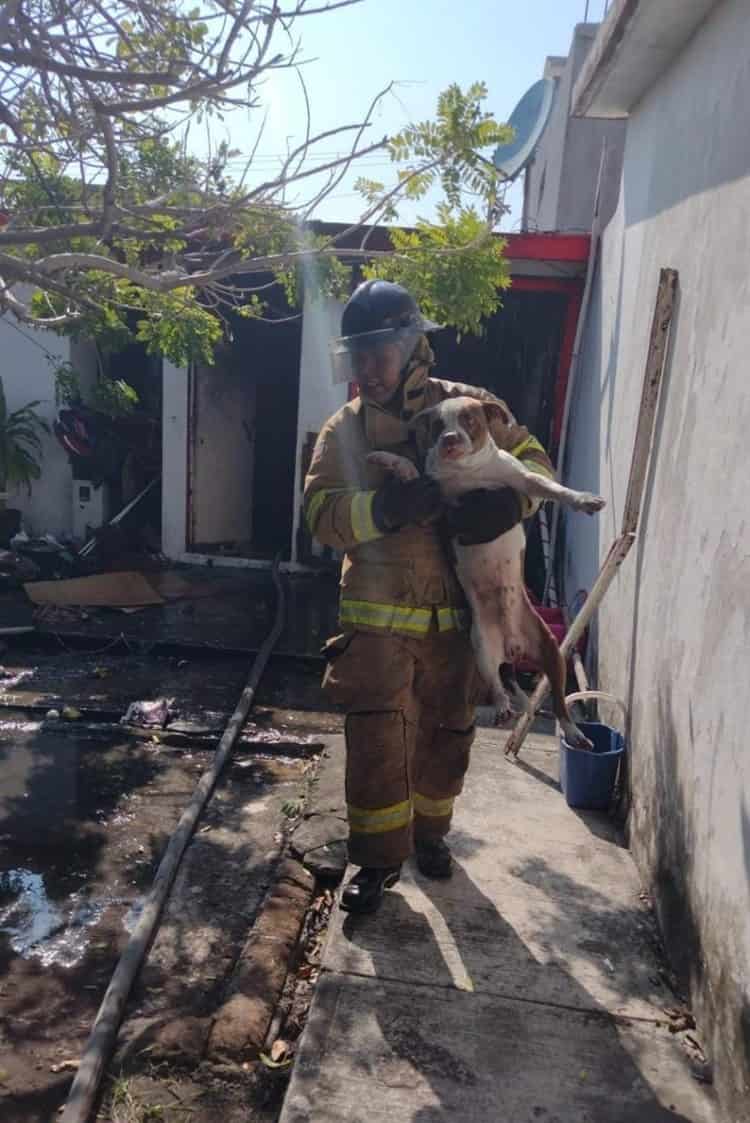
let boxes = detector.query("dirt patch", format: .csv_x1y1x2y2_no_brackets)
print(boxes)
0,701,310,1122
99,884,338,1123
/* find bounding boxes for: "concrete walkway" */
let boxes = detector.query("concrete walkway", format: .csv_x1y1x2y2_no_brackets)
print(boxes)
281,730,719,1122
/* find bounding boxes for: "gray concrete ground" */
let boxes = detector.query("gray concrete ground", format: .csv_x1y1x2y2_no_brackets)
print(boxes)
281,731,719,1122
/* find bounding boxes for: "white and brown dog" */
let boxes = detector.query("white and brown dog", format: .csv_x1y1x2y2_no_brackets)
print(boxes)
369,396,605,749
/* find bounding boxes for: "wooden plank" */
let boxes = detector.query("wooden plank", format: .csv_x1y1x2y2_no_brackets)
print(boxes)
505,533,635,758
621,268,678,535
572,651,589,695
508,268,679,760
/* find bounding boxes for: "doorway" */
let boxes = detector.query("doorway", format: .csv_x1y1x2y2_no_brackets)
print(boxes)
187,313,302,562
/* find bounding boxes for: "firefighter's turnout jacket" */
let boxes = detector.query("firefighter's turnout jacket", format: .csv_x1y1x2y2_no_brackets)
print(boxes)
304,341,555,866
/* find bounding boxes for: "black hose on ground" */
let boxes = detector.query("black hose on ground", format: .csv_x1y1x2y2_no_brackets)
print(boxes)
61,559,287,1123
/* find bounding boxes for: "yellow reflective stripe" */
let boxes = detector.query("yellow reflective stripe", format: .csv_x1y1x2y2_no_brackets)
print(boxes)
305,489,329,533
348,799,412,835
350,490,381,544
510,434,544,458
524,459,555,481
305,487,359,534
510,435,555,480
413,793,455,818
437,606,467,632
340,599,433,635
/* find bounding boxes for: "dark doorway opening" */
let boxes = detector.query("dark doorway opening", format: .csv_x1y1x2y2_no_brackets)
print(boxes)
238,313,302,560
68,341,163,548
107,343,163,548
432,289,567,449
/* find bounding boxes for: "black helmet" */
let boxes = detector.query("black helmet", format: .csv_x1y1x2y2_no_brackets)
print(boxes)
330,280,442,385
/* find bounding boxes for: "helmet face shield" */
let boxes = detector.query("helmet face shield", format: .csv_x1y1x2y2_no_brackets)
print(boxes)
329,316,443,386
330,327,411,386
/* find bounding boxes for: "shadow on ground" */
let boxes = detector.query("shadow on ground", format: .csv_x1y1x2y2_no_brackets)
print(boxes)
338,859,701,1121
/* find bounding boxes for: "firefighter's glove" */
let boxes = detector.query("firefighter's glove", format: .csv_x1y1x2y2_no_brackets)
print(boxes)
372,477,444,532
444,487,523,545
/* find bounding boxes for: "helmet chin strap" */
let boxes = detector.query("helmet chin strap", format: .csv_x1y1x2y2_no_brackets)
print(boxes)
376,334,427,413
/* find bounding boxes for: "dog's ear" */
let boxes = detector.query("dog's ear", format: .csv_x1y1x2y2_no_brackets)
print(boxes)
482,400,511,428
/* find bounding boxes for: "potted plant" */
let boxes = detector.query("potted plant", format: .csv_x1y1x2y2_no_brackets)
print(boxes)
0,375,49,545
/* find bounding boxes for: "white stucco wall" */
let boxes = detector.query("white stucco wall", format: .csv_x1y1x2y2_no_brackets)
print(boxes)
524,46,574,232
564,0,750,1111
290,291,347,562
524,24,626,235
0,312,72,538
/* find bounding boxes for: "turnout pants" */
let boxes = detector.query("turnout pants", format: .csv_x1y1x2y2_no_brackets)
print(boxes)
322,628,480,867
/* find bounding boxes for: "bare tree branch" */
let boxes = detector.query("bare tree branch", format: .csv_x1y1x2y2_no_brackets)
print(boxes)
279,0,363,16
0,1,508,359
0,46,180,86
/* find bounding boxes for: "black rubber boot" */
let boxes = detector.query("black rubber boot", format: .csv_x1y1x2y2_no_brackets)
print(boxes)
415,838,453,879
340,866,401,914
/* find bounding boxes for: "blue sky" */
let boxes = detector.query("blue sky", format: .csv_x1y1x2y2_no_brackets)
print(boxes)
209,0,606,229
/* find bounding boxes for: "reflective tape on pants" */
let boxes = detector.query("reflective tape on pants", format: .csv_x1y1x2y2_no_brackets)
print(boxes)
347,799,413,835
413,793,455,818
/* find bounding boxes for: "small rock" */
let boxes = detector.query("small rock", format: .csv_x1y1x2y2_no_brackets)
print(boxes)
49,1059,79,1073
270,1038,290,1063
46,709,61,721
62,706,82,721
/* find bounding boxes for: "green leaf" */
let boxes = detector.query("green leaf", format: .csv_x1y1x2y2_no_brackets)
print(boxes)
363,207,510,337
0,377,48,492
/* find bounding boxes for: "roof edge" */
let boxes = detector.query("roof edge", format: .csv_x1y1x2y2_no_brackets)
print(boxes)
572,0,719,119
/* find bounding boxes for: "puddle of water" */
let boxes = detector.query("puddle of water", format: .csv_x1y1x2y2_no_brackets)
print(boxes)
0,868,140,968
0,719,42,734
0,668,34,691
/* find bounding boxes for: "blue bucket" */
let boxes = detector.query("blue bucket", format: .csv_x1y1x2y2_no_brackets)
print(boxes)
559,721,625,810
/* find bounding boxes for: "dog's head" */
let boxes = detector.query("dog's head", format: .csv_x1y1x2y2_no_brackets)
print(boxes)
413,396,511,464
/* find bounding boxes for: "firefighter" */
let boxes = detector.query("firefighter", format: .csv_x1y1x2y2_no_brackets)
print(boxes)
304,280,554,914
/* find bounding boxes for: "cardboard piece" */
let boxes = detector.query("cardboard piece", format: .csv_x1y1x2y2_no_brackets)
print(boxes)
24,571,165,609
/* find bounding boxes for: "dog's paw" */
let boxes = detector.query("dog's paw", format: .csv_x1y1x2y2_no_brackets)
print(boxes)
366,452,419,481
565,727,594,751
576,492,606,515
493,706,515,728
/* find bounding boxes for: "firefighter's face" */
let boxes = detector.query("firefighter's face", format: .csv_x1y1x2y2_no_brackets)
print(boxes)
354,342,403,404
